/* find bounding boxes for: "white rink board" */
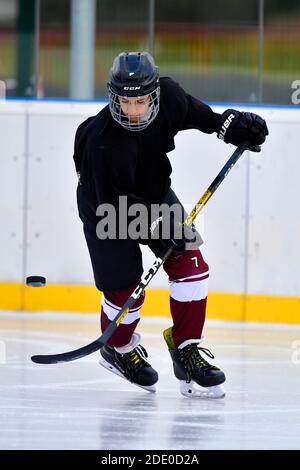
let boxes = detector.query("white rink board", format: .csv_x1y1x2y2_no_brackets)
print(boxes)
247,117,300,296
172,129,247,293
0,103,26,281
26,108,93,283
0,100,300,296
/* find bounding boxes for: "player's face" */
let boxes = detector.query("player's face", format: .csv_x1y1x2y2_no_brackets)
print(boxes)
118,95,151,123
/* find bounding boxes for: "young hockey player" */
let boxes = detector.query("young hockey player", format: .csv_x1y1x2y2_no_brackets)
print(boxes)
73,52,268,397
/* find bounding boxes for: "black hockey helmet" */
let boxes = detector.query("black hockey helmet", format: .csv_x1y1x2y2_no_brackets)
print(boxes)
109,51,159,97
108,52,160,131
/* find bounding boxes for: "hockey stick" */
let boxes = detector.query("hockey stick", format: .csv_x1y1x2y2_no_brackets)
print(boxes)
31,141,250,364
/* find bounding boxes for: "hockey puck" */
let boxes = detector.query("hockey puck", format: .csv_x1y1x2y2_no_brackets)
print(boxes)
26,276,46,287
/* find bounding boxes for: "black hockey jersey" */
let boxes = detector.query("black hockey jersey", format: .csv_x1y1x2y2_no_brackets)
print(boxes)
73,77,222,210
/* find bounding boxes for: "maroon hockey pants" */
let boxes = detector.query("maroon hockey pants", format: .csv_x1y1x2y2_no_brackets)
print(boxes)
100,248,209,348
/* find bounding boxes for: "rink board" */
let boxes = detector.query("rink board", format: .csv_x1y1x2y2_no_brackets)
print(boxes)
0,100,299,324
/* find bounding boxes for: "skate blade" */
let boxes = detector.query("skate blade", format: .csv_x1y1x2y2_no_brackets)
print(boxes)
180,380,225,399
99,357,156,393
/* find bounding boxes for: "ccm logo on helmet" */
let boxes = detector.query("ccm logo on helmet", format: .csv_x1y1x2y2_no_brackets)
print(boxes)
123,86,141,91
219,113,235,141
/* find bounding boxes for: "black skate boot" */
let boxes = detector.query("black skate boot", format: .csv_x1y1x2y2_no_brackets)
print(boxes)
99,333,158,392
163,327,226,398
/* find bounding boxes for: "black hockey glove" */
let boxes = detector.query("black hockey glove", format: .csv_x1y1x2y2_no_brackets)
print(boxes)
149,212,186,253
218,109,269,152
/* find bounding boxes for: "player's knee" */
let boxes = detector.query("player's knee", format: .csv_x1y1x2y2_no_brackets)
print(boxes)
165,250,209,302
164,248,209,281
101,279,145,326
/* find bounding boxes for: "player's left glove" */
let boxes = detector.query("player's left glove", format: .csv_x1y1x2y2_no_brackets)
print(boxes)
218,109,269,152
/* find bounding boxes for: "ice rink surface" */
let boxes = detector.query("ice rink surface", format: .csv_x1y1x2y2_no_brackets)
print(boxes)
0,311,300,450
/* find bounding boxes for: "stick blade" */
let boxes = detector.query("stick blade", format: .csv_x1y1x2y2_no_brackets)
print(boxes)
31,338,104,364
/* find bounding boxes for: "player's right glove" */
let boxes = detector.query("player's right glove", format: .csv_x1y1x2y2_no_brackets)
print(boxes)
149,212,186,253
217,109,269,152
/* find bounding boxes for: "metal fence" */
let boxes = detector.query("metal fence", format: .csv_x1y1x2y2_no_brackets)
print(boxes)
0,0,299,104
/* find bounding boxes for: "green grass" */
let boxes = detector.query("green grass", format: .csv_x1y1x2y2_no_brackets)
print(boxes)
1,30,299,92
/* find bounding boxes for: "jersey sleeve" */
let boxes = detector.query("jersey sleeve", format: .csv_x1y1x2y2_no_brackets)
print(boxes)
160,77,222,135
73,116,95,176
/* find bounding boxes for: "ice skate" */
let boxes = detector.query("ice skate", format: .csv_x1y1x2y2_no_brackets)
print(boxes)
99,333,158,392
163,327,226,399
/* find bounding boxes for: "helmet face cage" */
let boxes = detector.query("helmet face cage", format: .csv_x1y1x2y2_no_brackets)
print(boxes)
108,52,160,131
108,86,160,132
